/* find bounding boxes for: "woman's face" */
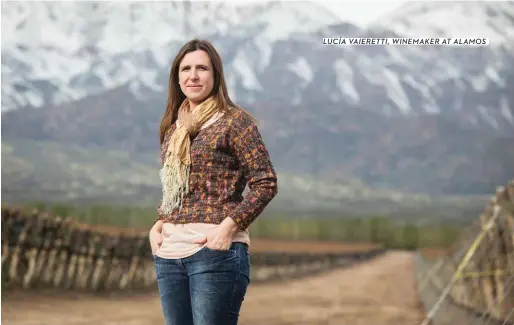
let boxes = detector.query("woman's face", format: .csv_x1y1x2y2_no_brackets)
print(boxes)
178,50,215,105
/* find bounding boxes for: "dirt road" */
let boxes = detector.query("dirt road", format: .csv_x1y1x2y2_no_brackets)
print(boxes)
2,251,424,325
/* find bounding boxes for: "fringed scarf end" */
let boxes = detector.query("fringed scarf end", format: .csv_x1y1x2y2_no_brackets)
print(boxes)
159,155,191,215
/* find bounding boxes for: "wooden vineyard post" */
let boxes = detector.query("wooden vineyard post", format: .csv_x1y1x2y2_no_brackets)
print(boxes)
481,201,497,317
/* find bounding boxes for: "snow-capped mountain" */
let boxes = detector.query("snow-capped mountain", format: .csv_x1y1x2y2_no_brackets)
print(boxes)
369,0,514,132
2,0,513,135
1,1,340,110
373,1,514,47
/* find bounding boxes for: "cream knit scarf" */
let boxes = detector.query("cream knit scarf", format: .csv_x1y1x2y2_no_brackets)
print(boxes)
159,96,219,214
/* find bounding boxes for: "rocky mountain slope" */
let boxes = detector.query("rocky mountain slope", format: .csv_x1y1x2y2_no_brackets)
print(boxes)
3,1,513,133
1,1,340,110
2,0,513,206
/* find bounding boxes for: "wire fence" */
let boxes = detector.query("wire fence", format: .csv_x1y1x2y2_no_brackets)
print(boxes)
416,180,514,325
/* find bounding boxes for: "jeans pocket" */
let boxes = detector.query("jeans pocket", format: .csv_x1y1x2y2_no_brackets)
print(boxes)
204,246,232,253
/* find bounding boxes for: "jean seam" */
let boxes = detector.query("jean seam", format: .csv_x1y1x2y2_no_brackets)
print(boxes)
227,247,241,316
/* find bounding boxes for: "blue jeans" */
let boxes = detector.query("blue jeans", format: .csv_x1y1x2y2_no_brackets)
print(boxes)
153,242,251,325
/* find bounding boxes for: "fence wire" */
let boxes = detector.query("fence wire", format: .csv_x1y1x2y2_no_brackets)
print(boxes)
416,181,514,325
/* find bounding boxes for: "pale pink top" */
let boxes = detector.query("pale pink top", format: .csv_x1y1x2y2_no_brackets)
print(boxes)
154,223,250,259
154,109,251,259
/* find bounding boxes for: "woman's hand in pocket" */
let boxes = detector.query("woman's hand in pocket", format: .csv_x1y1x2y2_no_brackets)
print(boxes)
193,217,238,250
149,221,163,254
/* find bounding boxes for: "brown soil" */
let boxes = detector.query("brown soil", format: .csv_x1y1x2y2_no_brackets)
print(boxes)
419,247,450,260
249,239,381,253
2,251,424,325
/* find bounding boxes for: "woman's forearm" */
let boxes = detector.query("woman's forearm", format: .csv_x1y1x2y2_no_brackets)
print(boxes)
152,219,164,232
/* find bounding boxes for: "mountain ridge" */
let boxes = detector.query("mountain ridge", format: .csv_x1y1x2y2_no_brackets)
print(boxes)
2,1,513,205
3,1,513,134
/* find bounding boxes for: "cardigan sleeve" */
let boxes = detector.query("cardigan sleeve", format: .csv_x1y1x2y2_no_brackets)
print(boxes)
227,112,278,230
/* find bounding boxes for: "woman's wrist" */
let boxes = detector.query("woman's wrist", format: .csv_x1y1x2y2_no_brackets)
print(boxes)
221,217,239,235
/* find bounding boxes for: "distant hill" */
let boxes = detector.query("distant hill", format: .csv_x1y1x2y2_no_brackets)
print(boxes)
3,84,513,196
1,137,489,225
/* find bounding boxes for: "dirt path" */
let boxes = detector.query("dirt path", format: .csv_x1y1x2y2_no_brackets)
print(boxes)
2,251,424,325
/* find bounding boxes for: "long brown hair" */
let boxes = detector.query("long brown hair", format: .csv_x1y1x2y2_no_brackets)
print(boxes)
159,39,253,144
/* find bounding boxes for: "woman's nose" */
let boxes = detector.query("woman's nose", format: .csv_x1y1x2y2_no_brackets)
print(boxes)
190,68,199,79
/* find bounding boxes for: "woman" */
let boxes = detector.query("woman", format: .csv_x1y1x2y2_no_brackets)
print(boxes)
148,39,278,325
